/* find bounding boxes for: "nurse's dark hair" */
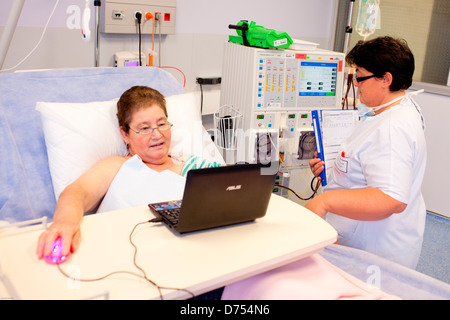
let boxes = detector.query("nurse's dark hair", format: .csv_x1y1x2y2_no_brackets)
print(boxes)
117,86,168,133
345,36,415,91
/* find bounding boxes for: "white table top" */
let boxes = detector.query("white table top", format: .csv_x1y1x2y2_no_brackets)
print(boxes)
0,194,337,300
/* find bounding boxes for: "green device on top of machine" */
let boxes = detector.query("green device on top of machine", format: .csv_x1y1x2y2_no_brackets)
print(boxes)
228,20,293,49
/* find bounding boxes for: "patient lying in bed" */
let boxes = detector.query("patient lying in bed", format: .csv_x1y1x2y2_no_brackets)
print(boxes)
36,86,221,260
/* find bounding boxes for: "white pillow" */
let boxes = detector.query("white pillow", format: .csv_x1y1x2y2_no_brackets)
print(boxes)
166,92,222,162
36,92,223,200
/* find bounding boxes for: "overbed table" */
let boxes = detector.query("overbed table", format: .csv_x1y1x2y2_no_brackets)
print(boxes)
0,194,337,300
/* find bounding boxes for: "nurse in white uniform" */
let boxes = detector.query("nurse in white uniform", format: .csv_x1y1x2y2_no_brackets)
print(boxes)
307,36,427,269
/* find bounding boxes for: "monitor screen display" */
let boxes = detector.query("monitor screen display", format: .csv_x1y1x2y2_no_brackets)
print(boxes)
299,62,337,96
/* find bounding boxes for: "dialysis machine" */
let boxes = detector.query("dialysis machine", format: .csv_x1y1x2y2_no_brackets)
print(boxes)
217,42,345,204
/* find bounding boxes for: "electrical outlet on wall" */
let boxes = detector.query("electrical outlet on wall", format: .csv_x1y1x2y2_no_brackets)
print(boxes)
100,1,176,34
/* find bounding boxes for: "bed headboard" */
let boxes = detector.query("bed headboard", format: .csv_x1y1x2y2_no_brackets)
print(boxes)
0,67,185,223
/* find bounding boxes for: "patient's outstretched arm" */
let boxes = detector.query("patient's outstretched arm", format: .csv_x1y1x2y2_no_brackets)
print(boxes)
36,156,128,259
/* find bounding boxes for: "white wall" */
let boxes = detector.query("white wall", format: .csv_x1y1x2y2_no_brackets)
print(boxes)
1,0,338,113
1,0,449,217
413,92,450,218
0,0,338,87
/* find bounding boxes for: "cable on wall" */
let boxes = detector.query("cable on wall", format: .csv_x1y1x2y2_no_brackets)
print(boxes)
0,0,60,72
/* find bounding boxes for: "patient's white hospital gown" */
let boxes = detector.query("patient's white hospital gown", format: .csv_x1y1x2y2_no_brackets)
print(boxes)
97,154,221,213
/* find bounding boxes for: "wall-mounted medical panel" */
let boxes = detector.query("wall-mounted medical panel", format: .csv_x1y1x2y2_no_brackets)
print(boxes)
100,0,176,34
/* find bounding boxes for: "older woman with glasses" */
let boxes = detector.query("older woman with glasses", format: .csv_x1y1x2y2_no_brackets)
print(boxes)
37,86,220,260
307,36,427,269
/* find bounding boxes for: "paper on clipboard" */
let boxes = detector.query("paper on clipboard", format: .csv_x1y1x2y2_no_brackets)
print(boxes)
312,109,359,186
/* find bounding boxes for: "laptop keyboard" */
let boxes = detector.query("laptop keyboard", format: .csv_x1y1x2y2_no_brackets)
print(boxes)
158,208,181,226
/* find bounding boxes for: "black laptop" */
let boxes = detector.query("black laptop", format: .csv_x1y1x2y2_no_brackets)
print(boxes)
148,162,277,234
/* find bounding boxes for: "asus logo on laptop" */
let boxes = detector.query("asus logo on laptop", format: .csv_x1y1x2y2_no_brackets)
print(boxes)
226,185,241,191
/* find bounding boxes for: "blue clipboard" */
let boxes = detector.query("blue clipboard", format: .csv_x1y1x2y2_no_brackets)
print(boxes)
311,110,327,186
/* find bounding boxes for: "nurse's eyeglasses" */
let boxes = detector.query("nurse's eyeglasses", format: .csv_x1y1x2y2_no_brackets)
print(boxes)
355,74,376,83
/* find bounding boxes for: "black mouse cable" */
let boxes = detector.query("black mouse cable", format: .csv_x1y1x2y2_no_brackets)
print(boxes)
56,219,195,300
128,220,195,299
274,176,320,201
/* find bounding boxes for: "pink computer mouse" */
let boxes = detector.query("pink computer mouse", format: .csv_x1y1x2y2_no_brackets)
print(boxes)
44,236,70,264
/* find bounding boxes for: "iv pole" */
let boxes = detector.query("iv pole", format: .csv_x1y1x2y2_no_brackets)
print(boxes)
343,0,355,56
94,0,101,67
342,0,356,109
0,0,26,69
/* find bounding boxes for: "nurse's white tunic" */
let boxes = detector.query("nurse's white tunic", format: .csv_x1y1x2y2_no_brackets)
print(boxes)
324,96,427,269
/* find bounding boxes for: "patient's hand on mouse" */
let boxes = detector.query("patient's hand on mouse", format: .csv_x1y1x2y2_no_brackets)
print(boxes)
36,220,81,261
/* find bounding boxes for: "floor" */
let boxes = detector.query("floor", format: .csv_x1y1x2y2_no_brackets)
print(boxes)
416,212,450,284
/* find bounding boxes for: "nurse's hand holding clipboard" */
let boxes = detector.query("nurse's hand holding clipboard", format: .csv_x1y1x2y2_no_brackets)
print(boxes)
309,152,324,182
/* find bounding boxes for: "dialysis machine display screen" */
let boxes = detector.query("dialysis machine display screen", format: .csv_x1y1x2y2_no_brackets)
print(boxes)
298,62,337,97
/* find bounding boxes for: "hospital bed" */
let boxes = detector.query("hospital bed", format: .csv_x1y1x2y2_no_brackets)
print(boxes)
0,67,449,300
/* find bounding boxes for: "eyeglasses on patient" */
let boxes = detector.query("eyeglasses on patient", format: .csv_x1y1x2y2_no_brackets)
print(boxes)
355,74,376,83
129,122,173,135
